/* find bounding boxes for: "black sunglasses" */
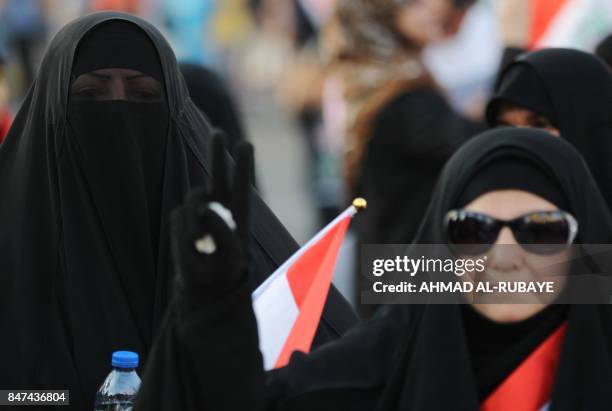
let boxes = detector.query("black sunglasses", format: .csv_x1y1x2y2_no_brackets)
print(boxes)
445,209,578,255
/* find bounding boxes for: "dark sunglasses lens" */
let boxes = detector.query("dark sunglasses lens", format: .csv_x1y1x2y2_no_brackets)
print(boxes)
515,213,570,254
447,214,498,255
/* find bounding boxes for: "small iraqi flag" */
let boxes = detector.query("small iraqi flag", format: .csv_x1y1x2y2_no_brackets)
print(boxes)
528,0,612,50
252,199,365,370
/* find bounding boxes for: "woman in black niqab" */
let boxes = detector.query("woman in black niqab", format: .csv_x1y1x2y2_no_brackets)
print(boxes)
486,48,612,209
137,128,612,410
0,12,356,409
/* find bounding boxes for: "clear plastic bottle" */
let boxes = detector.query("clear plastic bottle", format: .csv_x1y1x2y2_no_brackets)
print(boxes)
93,351,141,411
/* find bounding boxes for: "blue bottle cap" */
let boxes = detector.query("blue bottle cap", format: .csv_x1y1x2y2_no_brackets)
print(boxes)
111,351,139,369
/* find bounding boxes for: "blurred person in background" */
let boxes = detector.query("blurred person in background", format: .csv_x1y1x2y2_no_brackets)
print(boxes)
329,0,483,316
180,62,248,155
161,0,220,66
265,0,340,227
0,0,49,95
487,48,612,210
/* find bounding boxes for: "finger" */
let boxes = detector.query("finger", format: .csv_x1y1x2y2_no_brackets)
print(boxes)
190,208,240,259
231,142,254,245
184,187,209,221
184,208,245,290
210,131,230,202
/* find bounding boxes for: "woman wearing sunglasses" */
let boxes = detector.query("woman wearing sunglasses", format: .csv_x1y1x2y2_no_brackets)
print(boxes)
136,127,612,410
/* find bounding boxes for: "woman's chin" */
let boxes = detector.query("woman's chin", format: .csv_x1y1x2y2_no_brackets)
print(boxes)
471,303,548,323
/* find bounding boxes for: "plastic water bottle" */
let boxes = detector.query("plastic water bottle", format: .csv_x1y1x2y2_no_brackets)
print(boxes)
93,351,141,410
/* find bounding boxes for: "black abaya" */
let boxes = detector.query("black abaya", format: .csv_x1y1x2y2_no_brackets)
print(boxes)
0,12,357,409
354,88,484,246
136,128,612,410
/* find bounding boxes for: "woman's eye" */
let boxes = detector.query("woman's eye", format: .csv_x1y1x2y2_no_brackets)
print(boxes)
74,88,104,99
129,88,161,101
533,121,551,129
531,116,554,129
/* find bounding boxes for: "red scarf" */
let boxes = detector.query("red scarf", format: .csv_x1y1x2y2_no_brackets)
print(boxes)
482,322,567,411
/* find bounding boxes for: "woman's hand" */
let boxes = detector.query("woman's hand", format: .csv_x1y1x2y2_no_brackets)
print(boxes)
170,133,254,300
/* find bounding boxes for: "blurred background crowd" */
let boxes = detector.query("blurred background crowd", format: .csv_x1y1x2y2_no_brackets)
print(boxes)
2,0,612,309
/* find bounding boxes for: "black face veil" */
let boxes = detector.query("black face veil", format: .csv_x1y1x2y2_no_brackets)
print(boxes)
486,48,612,210
0,12,356,408
69,21,169,264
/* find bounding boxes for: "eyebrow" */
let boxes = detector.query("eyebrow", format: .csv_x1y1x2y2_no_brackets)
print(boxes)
126,74,153,80
81,73,154,81
85,72,111,80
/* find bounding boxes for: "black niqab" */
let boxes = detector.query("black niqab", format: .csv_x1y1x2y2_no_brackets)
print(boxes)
0,12,356,409
69,21,169,264
486,48,612,209
72,21,163,81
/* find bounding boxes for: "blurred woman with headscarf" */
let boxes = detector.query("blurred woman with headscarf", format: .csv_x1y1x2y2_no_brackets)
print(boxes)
0,12,356,408
327,0,483,316
487,48,612,209
330,0,483,247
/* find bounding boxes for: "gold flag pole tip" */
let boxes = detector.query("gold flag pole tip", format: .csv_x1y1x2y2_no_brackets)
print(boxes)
352,198,367,211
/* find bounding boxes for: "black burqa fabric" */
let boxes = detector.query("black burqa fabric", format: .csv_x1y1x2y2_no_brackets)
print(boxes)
486,48,612,209
0,12,357,410
179,62,247,154
136,128,612,410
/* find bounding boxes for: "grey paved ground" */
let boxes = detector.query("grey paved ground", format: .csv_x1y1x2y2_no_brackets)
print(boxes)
242,91,317,245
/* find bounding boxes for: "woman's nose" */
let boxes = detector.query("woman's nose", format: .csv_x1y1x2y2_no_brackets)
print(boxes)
109,77,128,100
488,227,522,272
495,226,518,245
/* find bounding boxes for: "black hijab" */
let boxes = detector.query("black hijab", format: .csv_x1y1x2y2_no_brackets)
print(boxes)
0,12,356,409
378,128,612,410
454,156,570,400
486,48,612,210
